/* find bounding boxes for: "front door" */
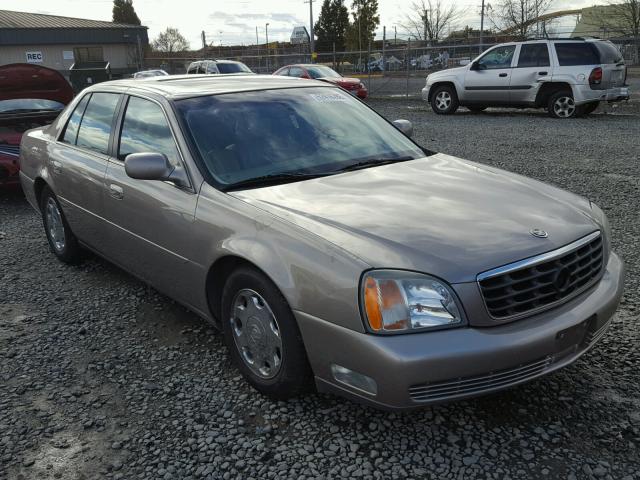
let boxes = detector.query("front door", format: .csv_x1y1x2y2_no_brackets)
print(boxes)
510,43,551,105
102,95,202,307
464,44,516,104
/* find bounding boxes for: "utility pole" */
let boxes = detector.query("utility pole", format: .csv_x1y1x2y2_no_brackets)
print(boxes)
201,30,206,50
394,25,397,47
382,26,386,73
265,23,270,72
305,0,315,61
479,0,485,54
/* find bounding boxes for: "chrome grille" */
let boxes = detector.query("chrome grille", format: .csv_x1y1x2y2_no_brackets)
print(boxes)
408,356,553,402
478,232,604,320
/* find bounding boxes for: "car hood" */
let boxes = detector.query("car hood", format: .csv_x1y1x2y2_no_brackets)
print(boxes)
0,63,73,103
230,154,601,283
428,65,467,81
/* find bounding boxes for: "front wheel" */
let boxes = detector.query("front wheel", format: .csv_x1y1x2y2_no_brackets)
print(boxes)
430,85,459,115
221,266,313,398
40,186,82,264
548,91,577,118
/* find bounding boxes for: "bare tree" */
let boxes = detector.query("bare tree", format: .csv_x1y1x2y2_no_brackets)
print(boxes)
610,0,640,63
400,0,461,43
489,0,554,39
152,27,190,53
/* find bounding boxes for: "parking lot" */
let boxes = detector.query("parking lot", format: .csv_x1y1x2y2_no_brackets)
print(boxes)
2,95,640,480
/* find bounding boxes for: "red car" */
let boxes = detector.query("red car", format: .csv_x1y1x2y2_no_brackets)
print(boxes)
273,64,368,99
0,63,73,188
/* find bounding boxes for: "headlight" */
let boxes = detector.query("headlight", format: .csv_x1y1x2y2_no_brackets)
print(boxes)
361,270,464,334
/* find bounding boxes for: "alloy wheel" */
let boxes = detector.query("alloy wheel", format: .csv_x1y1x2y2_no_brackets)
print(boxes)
435,91,452,111
230,289,283,379
45,197,66,252
553,96,576,118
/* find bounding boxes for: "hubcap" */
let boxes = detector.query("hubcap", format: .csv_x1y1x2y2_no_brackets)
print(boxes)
45,197,65,252
435,91,452,111
230,289,283,379
553,96,575,118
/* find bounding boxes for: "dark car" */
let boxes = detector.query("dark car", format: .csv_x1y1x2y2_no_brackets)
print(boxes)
273,64,368,99
0,63,73,187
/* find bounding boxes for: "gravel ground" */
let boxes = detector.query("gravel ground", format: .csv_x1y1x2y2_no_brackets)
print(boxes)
1,96,640,480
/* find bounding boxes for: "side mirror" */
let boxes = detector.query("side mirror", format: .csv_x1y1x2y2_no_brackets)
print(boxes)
392,119,413,138
124,152,189,187
471,61,486,71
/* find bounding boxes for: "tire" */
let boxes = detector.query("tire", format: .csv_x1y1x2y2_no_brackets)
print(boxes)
221,266,313,398
40,186,82,264
430,85,459,115
467,106,487,113
548,90,577,118
579,102,599,116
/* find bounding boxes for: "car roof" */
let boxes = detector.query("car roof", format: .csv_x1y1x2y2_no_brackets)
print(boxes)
87,74,333,99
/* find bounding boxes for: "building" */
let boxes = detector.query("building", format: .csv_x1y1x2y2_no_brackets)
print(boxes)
290,26,310,45
0,9,148,80
571,5,630,39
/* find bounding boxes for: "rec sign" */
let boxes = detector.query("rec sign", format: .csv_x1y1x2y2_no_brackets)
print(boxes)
25,51,43,63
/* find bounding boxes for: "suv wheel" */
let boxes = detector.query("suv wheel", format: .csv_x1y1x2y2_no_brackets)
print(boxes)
548,91,577,118
40,186,82,264
431,85,459,115
221,266,313,398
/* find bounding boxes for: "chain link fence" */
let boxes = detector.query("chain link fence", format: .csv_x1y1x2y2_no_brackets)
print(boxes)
145,34,638,99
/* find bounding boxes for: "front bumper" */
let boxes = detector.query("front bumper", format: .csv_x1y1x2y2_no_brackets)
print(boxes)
421,85,431,102
296,252,624,410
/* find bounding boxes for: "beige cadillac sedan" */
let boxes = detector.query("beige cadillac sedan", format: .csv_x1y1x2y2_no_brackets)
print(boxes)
19,75,624,410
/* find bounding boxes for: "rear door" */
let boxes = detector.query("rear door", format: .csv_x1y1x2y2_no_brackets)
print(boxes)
52,91,121,252
102,94,202,307
464,44,516,104
510,43,551,105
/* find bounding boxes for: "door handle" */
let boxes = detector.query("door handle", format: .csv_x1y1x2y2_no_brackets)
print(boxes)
538,71,548,75
51,160,62,174
109,184,124,200
499,73,508,77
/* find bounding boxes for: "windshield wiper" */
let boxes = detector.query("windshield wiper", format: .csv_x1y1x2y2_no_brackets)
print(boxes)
223,171,332,191
332,156,415,173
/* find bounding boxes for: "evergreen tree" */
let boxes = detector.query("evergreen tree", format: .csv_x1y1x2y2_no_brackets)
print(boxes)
347,0,380,51
314,0,350,52
113,0,141,26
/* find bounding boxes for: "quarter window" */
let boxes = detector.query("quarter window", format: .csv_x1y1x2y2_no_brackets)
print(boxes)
75,93,120,155
517,44,550,67
118,96,180,166
478,45,516,69
61,94,90,145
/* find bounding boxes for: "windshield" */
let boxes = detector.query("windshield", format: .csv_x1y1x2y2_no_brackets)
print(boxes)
306,66,341,79
217,62,252,74
176,87,424,187
0,99,65,113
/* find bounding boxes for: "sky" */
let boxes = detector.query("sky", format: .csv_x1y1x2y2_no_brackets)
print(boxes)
16,0,598,49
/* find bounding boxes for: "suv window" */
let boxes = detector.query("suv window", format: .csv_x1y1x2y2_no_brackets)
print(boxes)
62,94,90,144
478,45,516,69
594,41,624,64
118,96,180,166
517,44,550,67
75,93,120,155
554,43,599,66
187,63,200,74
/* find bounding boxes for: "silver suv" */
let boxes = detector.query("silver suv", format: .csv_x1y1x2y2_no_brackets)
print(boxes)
422,39,629,118
186,59,253,75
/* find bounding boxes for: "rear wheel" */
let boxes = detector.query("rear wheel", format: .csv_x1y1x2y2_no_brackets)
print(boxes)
548,91,577,118
430,85,459,115
221,266,313,398
40,186,82,264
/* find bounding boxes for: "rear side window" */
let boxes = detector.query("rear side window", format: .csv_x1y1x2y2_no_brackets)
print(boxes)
554,43,600,66
275,67,290,76
187,64,199,74
517,44,550,67
62,94,90,144
594,41,624,64
118,96,180,165
75,92,120,155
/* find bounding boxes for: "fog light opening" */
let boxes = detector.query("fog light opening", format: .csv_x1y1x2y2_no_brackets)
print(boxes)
330,364,378,396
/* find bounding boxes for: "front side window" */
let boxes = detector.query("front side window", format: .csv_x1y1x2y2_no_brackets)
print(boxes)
554,43,599,66
62,94,90,144
118,96,180,165
517,44,550,68
75,92,120,155
176,87,425,187
289,67,305,77
217,62,252,74
478,45,516,69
